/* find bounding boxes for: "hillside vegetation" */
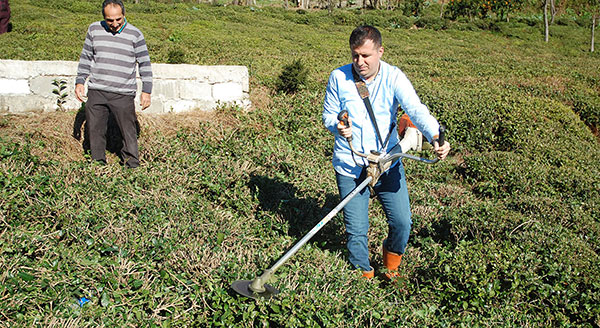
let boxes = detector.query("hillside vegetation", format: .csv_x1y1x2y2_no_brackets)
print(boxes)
0,0,599,326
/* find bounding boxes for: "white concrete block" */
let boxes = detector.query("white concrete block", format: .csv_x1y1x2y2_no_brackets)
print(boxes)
0,60,34,78
30,76,77,97
212,82,243,102
152,64,248,86
211,66,249,91
0,100,8,113
0,79,30,94
0,95,53,113
164,99,217,113
30,76,57,96
164,100,197,113
0,60,77,79
152,64,209,80
0,60,251,114
142,98,165,114
152,80,179,99
180,81,212,100
35,61,78,76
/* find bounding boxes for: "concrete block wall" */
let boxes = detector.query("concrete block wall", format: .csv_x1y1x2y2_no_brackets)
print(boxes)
0,60,250,114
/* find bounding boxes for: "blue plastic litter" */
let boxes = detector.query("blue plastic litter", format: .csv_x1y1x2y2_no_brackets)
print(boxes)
78,297,90,307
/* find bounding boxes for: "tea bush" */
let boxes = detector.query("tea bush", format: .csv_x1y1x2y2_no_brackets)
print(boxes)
0,0,599,326
276,59,308,94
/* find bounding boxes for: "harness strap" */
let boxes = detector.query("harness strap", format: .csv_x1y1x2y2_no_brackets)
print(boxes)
351,66,385,151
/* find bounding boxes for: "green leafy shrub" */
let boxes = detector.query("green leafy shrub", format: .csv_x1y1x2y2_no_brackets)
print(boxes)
276,59,308,94
167,48,186,64
554,15,579,26
462,151,555,198
332,10,360,25
445,0,485,20
570,92,600,132
415,16,450,30
402,0,428,17
355,9,390,27
51,79,68,111
387,13,415,28
515,14,542,27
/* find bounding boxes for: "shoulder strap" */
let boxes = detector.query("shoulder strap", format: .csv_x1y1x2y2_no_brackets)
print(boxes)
351,66,384,150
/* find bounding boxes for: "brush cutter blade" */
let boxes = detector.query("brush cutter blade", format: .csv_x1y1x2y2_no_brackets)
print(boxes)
232,280,279,300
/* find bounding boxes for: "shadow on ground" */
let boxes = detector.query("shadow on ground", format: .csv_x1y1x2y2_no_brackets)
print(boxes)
248,174,346,253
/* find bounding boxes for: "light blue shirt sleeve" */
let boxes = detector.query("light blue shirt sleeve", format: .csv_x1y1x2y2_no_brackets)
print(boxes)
392,70,439,142
323,70,342,135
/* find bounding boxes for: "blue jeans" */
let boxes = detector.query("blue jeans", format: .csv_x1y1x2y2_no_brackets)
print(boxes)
336,163,412,272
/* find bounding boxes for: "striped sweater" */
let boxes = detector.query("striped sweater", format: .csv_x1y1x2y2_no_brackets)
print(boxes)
76,20,152,96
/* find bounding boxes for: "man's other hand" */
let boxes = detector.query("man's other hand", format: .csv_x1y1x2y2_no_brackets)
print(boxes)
75,84,86,102
140,92,151,111
433,139,451,160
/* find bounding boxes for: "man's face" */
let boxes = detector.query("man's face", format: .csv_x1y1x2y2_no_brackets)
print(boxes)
351,39,384,82
104,4,125,33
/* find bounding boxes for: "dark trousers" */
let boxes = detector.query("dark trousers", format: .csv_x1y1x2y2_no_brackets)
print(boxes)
85,89,140,168
0,11,9,34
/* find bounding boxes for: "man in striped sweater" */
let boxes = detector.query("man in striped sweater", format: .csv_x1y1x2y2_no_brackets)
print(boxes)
75,0,152,168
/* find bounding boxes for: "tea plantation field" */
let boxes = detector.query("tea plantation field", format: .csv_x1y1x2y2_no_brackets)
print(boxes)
0,0,599,326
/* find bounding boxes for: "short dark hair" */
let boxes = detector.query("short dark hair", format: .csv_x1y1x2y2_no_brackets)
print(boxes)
102,0,125,17
349,25,382,49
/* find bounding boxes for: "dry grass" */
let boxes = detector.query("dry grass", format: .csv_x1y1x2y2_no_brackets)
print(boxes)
0,109,229,165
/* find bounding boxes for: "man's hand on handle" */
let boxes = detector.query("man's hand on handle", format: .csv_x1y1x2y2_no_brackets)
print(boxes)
337,117,352,140
433,138,450,161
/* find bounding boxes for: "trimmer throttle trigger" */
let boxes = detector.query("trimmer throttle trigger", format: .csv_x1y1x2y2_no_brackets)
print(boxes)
337,110,349,127
337,110,352,142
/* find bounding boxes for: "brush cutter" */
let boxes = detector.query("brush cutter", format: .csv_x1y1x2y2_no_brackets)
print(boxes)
232,110,445,300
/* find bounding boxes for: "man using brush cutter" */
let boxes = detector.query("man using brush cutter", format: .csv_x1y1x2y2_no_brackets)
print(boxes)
323,25,450,280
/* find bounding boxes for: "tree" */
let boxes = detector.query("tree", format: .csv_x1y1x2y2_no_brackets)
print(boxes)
549,0,558,24
544,0,550,42
565,0,599,49
592,13,597,51
589,0,599,51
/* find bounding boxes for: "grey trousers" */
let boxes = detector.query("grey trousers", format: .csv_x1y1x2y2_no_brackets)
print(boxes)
85,89,140,168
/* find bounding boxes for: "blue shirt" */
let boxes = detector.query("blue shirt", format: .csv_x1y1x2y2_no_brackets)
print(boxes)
322,61,440,178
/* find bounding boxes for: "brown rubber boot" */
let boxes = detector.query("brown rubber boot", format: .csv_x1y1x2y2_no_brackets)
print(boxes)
382,247,403,280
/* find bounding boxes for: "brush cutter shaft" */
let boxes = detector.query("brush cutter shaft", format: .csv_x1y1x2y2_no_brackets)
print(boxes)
247,176,373,294
269,176,372,274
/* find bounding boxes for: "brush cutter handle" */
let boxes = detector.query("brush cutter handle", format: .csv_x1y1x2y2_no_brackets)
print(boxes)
378,124,448,166
337,110,353,142
434,125,446,147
